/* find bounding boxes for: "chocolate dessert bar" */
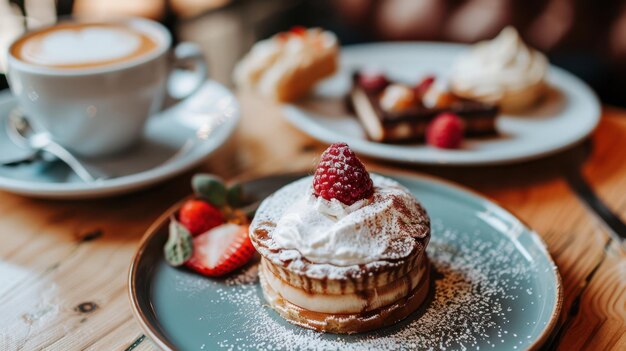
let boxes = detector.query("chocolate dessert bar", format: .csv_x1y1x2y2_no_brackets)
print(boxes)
349,72,499,143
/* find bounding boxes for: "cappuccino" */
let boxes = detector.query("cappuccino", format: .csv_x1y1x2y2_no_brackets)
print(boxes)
10,22,159,69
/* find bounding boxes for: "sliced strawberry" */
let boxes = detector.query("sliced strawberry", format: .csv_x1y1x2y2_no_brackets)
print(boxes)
179,199,224,236
185,224,255,277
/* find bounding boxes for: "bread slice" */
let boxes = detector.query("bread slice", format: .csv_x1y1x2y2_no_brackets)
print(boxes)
233,27,339,102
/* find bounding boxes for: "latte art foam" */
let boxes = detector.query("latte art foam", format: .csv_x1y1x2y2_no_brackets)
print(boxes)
23,28,140,65
11,23,159,69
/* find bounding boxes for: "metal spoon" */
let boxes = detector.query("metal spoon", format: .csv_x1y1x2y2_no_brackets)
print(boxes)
6,112,103,183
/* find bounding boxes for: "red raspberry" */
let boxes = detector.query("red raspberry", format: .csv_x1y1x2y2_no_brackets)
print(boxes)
290,26,307,36
179,199,225,236
357,69,389,92
415,75,435,96
426,113,465,149
313,143,373,205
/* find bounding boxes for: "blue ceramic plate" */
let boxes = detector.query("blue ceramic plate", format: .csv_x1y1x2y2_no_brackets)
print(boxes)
129,173,562,350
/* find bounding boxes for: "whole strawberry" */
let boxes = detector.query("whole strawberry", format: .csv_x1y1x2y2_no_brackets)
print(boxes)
313,142,374,205
426,113,465,149
179,199,224,236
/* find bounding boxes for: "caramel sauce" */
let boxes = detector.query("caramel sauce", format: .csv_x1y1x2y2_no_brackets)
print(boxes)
259,262,432,334
254,228,270,240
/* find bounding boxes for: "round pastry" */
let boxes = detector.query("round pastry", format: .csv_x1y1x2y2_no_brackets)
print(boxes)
450,26,548,112
250,143,431,334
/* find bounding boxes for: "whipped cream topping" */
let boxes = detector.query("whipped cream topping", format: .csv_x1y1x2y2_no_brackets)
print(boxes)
263,175,428,266
451,27,547,101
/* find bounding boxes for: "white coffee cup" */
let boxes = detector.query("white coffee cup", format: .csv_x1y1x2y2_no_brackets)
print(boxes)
6,17,207,157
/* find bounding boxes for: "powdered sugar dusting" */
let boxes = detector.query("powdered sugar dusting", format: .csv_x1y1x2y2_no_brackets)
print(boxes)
250,175,429,278
171,219,542,350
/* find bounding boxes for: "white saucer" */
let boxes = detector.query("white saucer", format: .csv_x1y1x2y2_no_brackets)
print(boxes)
283,43,601,166
0,80,239,199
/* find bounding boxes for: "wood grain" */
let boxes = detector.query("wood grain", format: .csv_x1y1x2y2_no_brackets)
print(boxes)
0,94,624,350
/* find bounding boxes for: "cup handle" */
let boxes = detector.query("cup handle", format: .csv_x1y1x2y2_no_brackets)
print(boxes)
166,42,208,101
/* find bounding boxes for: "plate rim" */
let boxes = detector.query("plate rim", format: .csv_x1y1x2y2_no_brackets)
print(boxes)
128,170,563,351
0,80,240,199
283,41,601,166
128,195,186,351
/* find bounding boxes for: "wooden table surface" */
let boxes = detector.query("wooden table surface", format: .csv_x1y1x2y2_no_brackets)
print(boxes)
0,93,624,350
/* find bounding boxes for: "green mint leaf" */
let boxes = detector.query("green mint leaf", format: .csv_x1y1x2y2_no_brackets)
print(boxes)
164,217,193,267
192,174,227,207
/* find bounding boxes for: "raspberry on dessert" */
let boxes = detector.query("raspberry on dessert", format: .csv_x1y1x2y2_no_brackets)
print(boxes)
357,69,389,93
289,26,307,36
415,75,435,97
313,142,373,205
179,199,225,236
426,113,465,149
